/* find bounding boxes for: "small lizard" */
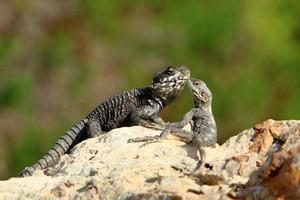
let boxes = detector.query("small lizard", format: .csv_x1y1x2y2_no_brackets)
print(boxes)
18,66,190,177
128,78,217,174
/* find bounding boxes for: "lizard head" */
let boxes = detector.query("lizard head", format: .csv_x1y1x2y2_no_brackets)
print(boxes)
150,65,190,106
188,78,213,110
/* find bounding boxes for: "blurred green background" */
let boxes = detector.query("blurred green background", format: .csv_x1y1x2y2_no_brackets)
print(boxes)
0,0,299,179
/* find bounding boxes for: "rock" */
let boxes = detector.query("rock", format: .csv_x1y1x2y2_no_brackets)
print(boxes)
0,119,300,199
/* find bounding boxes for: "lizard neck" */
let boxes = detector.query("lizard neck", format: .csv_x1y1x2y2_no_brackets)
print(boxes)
136,87,165,108
147,86,183,107
194,101,213,114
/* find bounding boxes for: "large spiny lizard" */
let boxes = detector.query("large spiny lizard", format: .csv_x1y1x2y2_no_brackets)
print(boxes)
18,66,190,177
128,78,217,174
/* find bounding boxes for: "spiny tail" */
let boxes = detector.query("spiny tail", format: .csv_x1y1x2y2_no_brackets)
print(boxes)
18,119,88,177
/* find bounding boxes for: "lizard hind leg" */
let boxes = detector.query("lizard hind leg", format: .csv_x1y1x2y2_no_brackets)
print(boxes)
191,135,207,175
191,147,205,175
87,119,102,138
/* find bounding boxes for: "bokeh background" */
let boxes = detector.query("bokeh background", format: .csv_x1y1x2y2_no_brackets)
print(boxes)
0,0,299,179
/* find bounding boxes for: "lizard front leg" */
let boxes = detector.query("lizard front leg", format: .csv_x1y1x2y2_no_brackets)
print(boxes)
157,110,195,142
130,103,165,130
150,114,166,128
128,109,194,143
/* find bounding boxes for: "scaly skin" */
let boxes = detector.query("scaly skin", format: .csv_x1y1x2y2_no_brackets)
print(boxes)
128,78,217,174
18,66,190,177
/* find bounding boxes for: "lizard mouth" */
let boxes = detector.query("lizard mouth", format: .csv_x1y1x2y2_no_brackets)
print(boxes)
187,79,193,87
152,65,190,89
187,79,198,91
178,65,191,80
188,79,205,103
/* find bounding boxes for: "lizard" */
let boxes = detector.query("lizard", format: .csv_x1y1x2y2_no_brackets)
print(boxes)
128,78,217,174
18,66,190,177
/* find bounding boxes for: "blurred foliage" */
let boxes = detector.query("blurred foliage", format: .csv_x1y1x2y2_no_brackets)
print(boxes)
0,0,299,179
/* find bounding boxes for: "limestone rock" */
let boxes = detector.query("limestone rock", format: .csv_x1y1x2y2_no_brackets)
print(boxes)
0,119,299,199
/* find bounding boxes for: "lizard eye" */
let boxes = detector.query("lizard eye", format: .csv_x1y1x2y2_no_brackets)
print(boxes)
200,92,206,97
167,66,176,75
194,81,200,86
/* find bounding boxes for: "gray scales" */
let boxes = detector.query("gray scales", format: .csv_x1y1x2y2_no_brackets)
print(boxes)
18,66,190,177
128,78,217,174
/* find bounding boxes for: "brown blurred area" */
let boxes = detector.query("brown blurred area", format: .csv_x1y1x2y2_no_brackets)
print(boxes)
0,0,299,179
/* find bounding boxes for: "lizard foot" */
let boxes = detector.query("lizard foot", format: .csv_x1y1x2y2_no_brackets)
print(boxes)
127,135,161,143
190,160,204,176
142,123,165,130
128,135,163,148
98,133,111,143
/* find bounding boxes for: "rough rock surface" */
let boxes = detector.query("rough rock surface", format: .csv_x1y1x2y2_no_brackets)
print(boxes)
1,119,300,199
